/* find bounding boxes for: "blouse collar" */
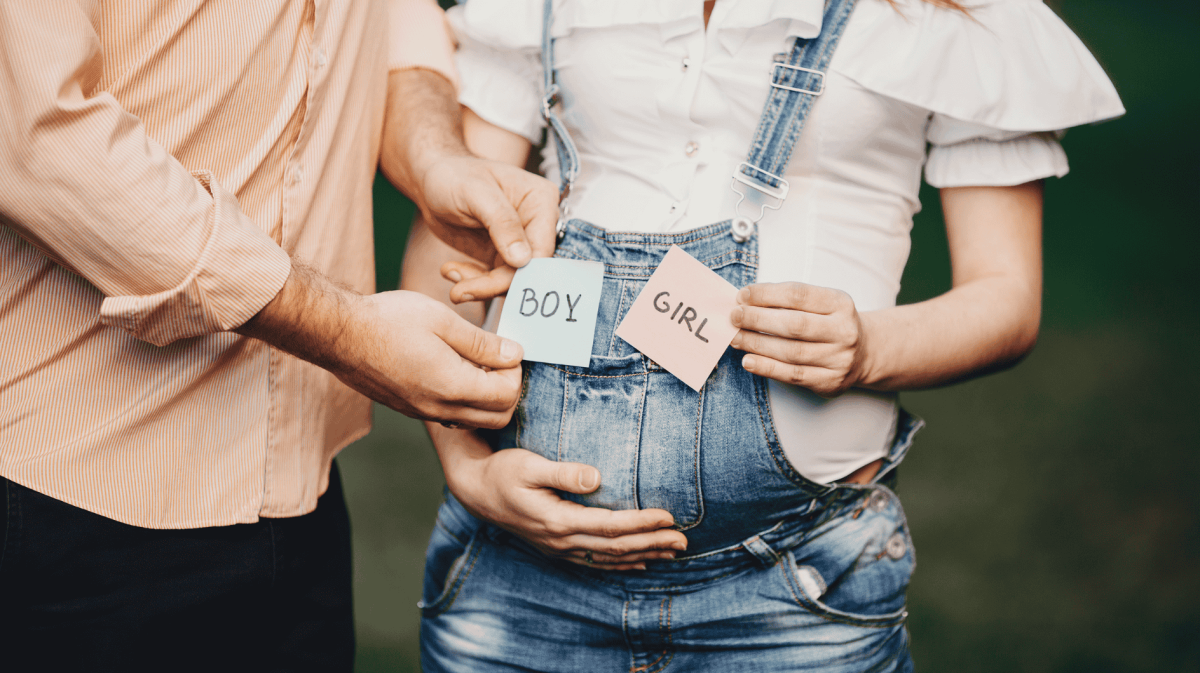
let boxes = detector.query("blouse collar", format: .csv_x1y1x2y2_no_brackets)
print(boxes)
706,0,825,54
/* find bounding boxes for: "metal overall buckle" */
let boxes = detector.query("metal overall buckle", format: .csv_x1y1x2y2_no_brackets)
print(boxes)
729,162,789,243
770,63,827,96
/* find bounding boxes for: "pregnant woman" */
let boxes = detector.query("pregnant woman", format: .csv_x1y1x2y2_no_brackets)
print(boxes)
407,0,1123,670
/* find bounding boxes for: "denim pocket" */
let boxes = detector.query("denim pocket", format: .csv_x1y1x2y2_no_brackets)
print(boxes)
519,352,707,529
779,485,915,627
521,353,647,514
420,498,484,618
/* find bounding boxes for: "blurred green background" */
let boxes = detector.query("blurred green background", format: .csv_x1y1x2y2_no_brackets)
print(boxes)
345,1,1199,670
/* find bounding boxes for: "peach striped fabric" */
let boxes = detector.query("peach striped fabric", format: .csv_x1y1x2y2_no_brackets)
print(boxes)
0,0,457,528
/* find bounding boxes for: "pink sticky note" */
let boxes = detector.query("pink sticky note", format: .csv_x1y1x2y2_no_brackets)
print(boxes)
615,245,740,391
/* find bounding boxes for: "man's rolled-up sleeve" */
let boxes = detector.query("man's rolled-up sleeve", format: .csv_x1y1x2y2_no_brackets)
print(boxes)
388,0,459,88
0,0,291,347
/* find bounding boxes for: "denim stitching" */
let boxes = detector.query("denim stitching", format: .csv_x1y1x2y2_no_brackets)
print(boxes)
607,280,631,355
557,372,569,462
542,364,646,379
622,600,636,669
570,223,731,246
577,567,744,593
673,381,706,532
515,364,532,450
423,534,484,617
659,596,676,672
434,517,470,548
629,597,674,673
630,369,648,510
776,553,907,629
575,251,760,271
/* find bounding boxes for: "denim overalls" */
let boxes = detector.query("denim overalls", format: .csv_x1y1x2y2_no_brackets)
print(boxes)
421,1,923,670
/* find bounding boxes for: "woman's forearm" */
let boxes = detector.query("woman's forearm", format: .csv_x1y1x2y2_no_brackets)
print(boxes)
733,182,1043,396
857,275,1040,390
859,182,1044,391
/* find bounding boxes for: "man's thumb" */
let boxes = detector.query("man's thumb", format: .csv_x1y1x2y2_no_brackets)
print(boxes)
440,312,523,369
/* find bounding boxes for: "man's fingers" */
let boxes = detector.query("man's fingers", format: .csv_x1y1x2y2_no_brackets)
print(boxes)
423,215,495,265
408,401,516,430
449,265,516,303
436,308,524,369
509,170,560,259
465,173,533,269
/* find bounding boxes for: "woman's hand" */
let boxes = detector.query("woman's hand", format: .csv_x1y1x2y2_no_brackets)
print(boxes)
730,282,870,397
441,253,518,304
431,424,688,571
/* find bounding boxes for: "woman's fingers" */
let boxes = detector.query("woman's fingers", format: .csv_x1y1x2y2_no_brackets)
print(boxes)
549,545,682,572
561,557,646,571
740,353,844,397
441,259,490,283
580,549,679,564
449,265,516,303
738,282,851,314
731,304,843,342
731,329,844,367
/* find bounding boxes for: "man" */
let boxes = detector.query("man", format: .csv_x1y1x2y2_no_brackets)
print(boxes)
0,1,677,669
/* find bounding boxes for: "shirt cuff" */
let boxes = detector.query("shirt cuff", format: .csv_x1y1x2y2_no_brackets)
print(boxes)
389,0,459,90
99,171,292,347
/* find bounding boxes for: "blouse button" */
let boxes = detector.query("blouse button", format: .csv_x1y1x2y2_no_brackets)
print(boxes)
685,141,699,157
681,57,691,73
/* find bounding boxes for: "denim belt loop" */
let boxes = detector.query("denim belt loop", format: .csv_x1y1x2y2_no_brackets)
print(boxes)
741,534,782,567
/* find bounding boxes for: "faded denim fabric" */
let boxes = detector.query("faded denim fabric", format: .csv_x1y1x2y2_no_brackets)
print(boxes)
420,221,924,671
422,0,925,668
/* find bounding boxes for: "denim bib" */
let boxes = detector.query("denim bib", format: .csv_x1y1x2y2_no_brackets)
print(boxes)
490,0,919,555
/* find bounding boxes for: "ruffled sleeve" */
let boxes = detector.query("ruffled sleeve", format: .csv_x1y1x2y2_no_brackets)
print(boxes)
831,0,1124,188
446,0,720,144
446,2,545,144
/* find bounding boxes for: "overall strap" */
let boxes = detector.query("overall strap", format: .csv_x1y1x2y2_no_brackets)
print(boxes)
731,0,857,233
540,0,579,207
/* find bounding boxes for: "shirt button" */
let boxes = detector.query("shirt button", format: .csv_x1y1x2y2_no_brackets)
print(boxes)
681,57,691,72
685,141,699,157
314,47,328,69
292,166,304,185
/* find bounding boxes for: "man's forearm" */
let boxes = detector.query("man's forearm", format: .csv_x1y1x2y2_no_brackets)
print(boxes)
379,69,470,208
234,260,363,376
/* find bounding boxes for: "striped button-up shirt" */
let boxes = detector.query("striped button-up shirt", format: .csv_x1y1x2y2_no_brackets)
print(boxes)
0,0,457,528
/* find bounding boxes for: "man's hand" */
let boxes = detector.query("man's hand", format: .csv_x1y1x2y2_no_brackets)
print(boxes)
431,424,688,570
380,69,558,296
238,263,523,429
419,155,558,269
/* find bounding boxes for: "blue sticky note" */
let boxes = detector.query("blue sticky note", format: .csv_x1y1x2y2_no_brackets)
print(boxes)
496,258,605,367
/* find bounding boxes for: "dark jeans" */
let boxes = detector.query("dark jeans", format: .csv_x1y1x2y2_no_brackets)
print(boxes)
0,462,354,672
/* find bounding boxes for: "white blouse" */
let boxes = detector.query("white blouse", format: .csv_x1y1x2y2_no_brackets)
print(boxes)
449,0,1124,482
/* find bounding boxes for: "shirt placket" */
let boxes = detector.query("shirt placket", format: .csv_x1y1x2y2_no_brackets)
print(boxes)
264,0,325,515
